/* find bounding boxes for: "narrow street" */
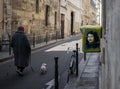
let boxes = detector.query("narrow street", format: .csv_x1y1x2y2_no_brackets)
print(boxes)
1,0,120,89
0,35,83,89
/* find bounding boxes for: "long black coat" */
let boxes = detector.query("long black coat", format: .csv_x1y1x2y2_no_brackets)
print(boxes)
11,31,31,67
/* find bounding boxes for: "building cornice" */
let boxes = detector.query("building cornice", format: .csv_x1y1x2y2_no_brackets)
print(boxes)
67,1,83,11
61,5,67,10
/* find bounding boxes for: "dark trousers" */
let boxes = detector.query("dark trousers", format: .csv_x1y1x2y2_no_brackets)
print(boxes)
17,66,25,72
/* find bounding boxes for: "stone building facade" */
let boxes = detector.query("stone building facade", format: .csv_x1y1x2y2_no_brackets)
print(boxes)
60,0,68,38
82,0,89,25
60,0,99,38
95,0,101,25
0,0,99,43
0,0,3,37
100,0,120,89
60,0,83,38
89,0,97,25
67,0,83,35
1,0,61,44
82,0,97,25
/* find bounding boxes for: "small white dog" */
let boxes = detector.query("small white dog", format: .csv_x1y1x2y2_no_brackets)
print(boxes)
40,63,47,74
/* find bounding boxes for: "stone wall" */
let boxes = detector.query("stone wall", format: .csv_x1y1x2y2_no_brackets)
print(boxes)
82,0,97,25
101,0,120,89
6,0,61,44
0,0,3,37
12,0,60,33
67,0,82,35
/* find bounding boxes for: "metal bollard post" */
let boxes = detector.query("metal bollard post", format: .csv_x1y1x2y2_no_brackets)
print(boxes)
33,33,35,48
76,43,78,76
84,52,86,61
54,56,59,89
46,32,48,44
56,31,57,41
9,35,11,55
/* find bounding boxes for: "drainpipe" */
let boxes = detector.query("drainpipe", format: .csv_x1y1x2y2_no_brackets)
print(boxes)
101,0,107,89
102,0,106,37
59,0,61,39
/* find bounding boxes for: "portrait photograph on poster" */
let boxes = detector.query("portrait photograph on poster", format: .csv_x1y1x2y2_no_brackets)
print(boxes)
80,25,102,52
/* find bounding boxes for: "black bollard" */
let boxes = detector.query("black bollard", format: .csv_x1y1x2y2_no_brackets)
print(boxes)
54,56,59,89
84,52,86,61
33,33,35,48
76,43,78,76
9,35,11,55
56,31,57,41
46,32,48,44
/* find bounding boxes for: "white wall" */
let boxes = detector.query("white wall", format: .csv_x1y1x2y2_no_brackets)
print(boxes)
67,0,83,33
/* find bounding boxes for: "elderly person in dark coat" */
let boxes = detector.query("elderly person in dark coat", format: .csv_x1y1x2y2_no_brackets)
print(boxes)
11,26,31,76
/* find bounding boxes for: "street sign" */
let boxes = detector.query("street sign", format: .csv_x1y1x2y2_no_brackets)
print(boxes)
80,25,102,52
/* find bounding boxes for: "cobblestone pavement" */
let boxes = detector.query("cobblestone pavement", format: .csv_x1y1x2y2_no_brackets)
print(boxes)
64,53,100,89
76,53,99,89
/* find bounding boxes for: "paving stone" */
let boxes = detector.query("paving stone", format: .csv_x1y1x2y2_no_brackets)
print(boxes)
82,72,98,77
84,69,98,73
77,86,96,89
64,53,100,89
78,77,98,86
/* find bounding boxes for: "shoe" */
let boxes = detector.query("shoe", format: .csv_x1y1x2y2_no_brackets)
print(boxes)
16,69,23,76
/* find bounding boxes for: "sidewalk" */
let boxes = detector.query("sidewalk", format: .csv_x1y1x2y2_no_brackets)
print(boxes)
0,39,63,62
64,53,100,89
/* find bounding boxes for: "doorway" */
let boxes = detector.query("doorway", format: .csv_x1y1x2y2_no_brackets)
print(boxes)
71,11,74,35
61,14,65,38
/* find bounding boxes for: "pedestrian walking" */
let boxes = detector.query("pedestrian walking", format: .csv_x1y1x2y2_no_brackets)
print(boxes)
10,26,31,76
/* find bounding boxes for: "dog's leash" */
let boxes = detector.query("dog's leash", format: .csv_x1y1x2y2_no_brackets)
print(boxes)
29,53,46,74
29,53,34,72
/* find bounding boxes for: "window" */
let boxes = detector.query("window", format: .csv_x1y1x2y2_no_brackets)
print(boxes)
45,5,50,26
36,0,39,13
54,12,57,28
90,0,95,7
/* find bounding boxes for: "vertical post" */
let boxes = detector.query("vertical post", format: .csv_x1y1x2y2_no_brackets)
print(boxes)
0,37,2,51
54,56,59,89
76,43,78,76
33,33,35,48
84,52,86,61
46,32,48,44
102,0,106,36
9,35,11,55
56,31,57,41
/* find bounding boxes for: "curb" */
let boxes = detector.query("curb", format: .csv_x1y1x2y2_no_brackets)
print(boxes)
64,53,100,89
0,39,64,63
64,53,91,89
76,53,100,89
76,53,92,82
0,55,13,63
